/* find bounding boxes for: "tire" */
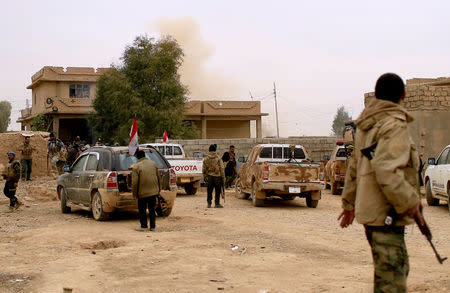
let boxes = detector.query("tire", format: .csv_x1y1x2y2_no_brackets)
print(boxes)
306,195,319,208
235,179,250,199
60,187,71,214
91,191,110,221
184,183,198,195
331,181,342,195
251,181,264,207
425,181,439,206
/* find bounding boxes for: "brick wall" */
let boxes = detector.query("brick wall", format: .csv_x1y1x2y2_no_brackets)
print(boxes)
155,137,338,162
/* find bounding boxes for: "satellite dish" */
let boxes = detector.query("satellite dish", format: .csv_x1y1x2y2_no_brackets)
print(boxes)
46,97,53,105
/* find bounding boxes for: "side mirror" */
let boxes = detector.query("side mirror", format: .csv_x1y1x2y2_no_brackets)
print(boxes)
323,155,330,161
427,158,436,165
63,165,71,173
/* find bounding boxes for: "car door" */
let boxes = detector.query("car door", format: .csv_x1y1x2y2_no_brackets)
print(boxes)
435,148,450,196
80,152,100,205
432,148,449,195
67,154,89,203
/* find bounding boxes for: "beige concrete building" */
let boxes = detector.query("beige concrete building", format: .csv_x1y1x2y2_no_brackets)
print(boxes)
18,66,109,143
184,100,267,139
365,77,450,159
18,66,267,142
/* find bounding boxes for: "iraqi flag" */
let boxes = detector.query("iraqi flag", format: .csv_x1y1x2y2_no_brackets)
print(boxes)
129,117,138,155
162,130,168,143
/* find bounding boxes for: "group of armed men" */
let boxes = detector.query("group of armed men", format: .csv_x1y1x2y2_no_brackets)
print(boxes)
2,133,99,210
1,73,437,292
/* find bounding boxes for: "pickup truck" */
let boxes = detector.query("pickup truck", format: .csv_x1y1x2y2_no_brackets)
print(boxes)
235,144,324,207
56,146,177,221
424,145,450,211
324,141,349,195
140,143,203,195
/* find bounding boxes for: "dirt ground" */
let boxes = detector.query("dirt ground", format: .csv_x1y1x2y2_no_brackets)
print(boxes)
0,178,449,293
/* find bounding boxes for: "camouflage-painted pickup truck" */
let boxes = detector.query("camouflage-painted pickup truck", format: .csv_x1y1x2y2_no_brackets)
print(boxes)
56,146,177,221
235,144,324,207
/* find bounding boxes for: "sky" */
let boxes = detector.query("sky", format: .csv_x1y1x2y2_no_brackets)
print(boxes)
1,0,449,136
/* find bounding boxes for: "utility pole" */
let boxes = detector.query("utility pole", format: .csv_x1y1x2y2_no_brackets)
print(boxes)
273,82,280,138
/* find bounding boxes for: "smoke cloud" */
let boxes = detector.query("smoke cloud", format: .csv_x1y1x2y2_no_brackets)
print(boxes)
155,17,243,100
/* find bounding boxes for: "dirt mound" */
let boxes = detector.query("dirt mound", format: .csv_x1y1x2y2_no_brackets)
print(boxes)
0,131,50,178
80,240,125,250
25,185,58,202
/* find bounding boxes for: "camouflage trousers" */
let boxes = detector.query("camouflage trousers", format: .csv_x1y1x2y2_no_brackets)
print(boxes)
365,226,409,293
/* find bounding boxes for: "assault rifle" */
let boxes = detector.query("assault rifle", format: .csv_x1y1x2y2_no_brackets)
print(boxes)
221,177,225,203
361,142,447,264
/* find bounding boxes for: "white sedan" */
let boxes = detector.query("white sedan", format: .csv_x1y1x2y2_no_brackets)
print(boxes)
424,145,450,211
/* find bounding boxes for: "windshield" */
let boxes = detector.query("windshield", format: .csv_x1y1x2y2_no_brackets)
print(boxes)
118,150,168,170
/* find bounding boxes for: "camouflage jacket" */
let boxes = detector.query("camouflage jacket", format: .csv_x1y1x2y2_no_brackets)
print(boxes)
47,139,64,155
21,142,34,159
342,98,420,226
4,160,21,182
202,152,225,179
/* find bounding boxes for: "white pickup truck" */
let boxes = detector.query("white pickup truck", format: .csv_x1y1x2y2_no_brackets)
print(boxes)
424,145,450,211
140,143,203,195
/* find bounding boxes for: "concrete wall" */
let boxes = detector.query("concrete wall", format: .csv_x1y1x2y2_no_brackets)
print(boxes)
155,137,338,162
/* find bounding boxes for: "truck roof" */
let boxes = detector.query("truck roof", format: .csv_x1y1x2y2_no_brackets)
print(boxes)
141,143,182,148
257,144,305,148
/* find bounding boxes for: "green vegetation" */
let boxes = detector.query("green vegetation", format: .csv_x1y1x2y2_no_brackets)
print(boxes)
89,35,197,145
331,106,352,137
0,101,12,133
31,113,52,132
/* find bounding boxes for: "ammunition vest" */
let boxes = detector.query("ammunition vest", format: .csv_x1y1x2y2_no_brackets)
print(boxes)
4,160,20,181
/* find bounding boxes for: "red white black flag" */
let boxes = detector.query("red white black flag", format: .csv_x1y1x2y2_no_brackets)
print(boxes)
129,117,138,155
162,130,168,143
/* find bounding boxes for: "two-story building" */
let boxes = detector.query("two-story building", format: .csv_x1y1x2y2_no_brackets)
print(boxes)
18,66,268,143
18,66,109,143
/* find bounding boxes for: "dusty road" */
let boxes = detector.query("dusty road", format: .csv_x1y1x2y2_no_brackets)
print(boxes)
0,178,449,293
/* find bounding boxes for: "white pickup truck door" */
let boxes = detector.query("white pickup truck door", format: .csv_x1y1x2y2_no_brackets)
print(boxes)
433,147,450,195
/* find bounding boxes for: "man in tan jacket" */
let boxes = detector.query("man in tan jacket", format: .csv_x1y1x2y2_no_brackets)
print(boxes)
132,150,161,231
339,73,423,292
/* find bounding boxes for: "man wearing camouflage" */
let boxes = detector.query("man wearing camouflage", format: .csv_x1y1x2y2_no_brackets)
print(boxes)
202,144,225,208
20,136,34,181
3,152,22,210
339,73,422,292
47,133,65,175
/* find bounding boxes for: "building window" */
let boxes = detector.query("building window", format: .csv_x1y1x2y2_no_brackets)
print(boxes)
69,84,90,98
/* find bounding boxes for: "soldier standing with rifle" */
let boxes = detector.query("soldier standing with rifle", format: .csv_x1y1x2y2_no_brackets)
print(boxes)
338,73,426,292
2,152,22,211
47,133,65,176
202,144,225,208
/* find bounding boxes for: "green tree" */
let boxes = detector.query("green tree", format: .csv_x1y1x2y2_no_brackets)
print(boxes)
89,35,198,145
331,106,352,137
0,101,12,133
31,113,52,131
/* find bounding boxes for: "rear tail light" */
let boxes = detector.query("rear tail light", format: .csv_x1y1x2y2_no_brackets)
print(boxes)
170,168,177,185
107,172,118,190
262,165,269,182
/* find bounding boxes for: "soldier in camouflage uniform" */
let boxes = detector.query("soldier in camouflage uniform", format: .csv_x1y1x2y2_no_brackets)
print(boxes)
20,136,34,181
2,152,22,210
47,133,65,175
202,144,225,208
339,73,422,292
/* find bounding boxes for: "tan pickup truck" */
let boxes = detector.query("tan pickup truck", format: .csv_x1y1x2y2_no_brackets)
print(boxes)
324,142,349,195
235,144,324,207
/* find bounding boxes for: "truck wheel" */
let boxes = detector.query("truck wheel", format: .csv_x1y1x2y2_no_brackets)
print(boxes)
251,182,264,207
60,187,71,214
331,181,342,195
235,179,250,199
91,192,110,221
184,183,198,195
425,181,439,206
306,196,319,208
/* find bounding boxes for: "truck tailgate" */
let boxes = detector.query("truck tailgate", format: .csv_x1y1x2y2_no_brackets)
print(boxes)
168,159,203,175
268,163,320,183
